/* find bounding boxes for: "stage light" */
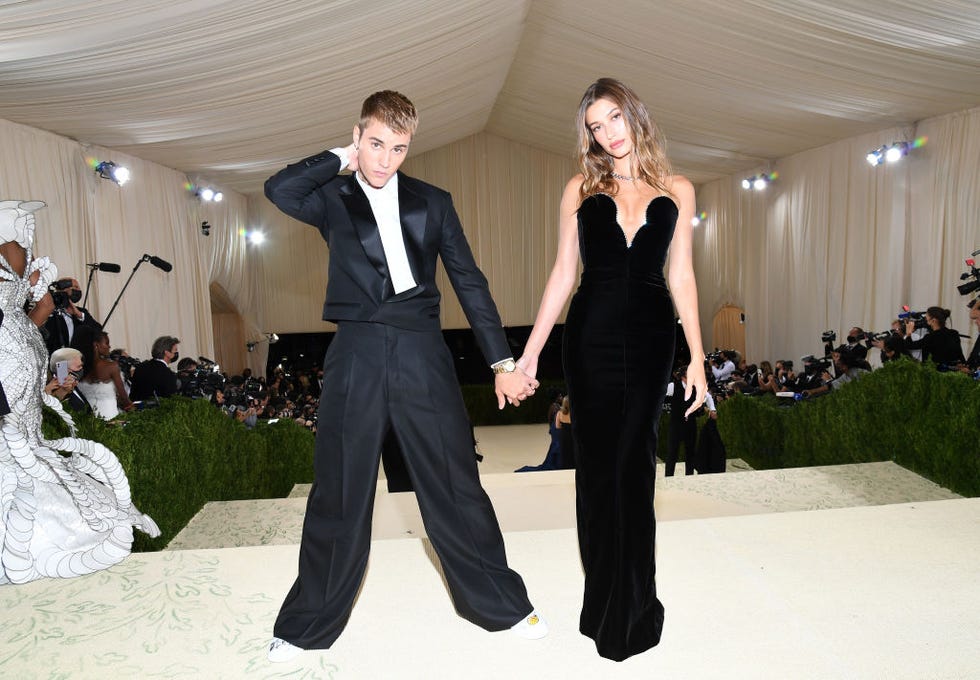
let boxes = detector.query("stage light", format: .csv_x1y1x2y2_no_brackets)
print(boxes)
92,160,130,186
198,187,223,202
742,172,777,191
248,231,265,245
866,137,926,167
188,183,224,202
884,142,907,163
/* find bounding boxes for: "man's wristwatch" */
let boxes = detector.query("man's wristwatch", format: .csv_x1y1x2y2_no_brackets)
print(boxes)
492,358,517,374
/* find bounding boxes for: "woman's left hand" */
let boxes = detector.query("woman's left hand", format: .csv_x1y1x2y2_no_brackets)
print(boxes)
683,361,708,419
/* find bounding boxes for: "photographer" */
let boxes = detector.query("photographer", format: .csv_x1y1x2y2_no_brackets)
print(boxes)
773,359,797,392
42,277,102,355
824,327,870,363
709,350,737,382
903,307,965,367
801,348,868,398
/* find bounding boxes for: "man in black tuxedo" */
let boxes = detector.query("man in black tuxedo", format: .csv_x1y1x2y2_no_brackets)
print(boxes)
129,335,179,401
43,277,102,355
264,91,545,662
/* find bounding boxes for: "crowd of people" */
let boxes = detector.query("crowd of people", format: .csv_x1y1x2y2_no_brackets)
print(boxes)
703,304,980,405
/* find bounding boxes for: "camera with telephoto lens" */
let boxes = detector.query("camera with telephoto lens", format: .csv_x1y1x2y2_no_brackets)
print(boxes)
180,366,226,398
821,330,837,344
957,252,980,296
49,279,75,309
856,330,893,343
800,354,832,375
898,309,929,330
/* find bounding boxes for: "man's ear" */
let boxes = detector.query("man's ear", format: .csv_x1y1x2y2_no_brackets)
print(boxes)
352,124,360,147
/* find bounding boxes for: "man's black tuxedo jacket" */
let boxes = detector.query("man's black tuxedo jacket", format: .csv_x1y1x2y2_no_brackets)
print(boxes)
43,307,102,355
264,150,509,364
129,359,178,401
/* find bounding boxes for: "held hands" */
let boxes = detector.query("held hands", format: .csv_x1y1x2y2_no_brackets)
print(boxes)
683,361,708,420
495,368,539,410
516,354,538,381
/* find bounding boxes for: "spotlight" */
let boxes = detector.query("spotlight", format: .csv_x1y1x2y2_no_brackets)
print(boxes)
884,142,907,163
197,187,223,202
248,230,265,245
741,172,777,191
93,160,130,186
201,220,211,236
866,137,926,167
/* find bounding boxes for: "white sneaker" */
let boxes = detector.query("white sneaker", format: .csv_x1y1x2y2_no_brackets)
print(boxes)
268,637,302,662
510,609,549,640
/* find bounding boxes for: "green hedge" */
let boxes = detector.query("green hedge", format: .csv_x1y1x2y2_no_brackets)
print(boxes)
43,397,314,552
716,360,980,496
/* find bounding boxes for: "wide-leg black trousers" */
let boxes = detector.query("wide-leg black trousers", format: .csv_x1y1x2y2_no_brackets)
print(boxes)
273,322,532,649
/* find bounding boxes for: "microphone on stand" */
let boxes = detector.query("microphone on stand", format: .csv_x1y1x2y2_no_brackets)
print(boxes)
86,262,122,273
103,254,172,328
147,255,173,273
82,262,122,308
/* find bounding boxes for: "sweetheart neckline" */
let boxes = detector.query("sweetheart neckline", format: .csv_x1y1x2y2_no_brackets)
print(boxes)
594,193,675,249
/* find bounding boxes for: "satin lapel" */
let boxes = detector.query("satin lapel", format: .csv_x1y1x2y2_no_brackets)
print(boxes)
397,175,428,283
340,176,390,285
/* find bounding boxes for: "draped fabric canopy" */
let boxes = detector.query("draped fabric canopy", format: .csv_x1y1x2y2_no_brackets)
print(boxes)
1,0,978,192
1,1,979,372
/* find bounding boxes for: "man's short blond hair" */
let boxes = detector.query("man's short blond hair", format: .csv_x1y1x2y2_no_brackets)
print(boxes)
359,90,418,136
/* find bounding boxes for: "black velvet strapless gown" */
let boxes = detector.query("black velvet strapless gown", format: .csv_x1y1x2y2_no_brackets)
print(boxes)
563,192,677,661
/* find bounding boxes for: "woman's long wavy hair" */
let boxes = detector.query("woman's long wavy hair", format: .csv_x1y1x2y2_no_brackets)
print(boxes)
576,78,672,202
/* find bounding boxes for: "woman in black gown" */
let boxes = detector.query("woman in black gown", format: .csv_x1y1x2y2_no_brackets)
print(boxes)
517,78,707,661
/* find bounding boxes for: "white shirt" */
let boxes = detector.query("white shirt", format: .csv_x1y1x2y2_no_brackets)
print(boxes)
711,360,736,381
332,147,417,294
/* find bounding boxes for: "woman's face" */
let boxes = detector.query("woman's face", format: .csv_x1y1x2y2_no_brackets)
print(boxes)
926,313,940,330
585,97,632,159
96,335,110,355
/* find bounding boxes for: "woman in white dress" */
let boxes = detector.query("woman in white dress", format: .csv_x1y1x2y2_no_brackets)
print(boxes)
74,328,134,420
0,200,159,585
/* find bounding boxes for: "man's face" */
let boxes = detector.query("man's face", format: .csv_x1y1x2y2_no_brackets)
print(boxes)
165,344,179,363
352,118,411,189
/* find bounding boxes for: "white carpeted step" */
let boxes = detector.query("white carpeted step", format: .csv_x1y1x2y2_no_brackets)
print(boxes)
167,462,960,550
4,499,977,679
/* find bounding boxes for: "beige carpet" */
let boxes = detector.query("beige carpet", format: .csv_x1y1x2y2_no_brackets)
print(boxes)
1,425,975,679
2,499,977,679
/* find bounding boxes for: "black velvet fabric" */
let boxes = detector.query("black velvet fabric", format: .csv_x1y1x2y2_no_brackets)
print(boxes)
563,193,677,661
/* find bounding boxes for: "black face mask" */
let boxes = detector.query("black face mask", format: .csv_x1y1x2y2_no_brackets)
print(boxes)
846,335,858,344
69,369,84,380
69,290,82,303
170,352,179,364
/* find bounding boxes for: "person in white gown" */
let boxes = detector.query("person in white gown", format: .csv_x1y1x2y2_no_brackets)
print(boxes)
73,328,133,420
0,199,159,585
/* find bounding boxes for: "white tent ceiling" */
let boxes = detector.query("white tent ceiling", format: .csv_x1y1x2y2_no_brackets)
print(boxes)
2,0,979,194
